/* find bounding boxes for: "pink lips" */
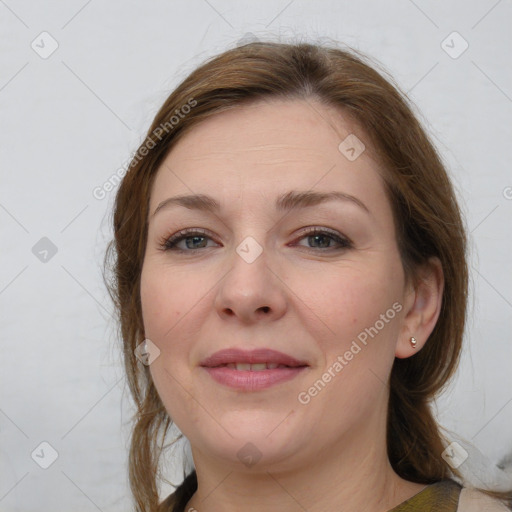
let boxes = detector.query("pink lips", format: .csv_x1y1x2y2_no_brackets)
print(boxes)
200,348,308,368
200,348,309,391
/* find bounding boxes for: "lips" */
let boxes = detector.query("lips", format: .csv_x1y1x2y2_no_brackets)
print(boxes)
200,348,309,391
199,348,309,369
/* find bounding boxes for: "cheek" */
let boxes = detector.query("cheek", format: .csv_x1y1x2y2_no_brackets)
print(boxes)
141,267,201,423
140,264,201,339
294,267,401,419
291,261,400,339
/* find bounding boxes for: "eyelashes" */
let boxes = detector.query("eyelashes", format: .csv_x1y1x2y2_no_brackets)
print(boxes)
157,227,353,254
159,228,213,252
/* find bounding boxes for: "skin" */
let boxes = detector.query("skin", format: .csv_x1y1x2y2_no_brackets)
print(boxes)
140,98,444,512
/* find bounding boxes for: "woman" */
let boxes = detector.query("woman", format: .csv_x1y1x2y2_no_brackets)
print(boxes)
105,41,512,511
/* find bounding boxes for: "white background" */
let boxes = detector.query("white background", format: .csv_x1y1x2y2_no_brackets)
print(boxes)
1,1,511,510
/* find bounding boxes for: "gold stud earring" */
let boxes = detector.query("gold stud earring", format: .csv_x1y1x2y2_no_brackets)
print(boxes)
410,336,417,349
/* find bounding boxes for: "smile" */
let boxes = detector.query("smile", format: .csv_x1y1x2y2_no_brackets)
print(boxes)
220,363,292,370
202,365,308,391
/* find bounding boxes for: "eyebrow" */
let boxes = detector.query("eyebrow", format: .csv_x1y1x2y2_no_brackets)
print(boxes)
152,190,370,218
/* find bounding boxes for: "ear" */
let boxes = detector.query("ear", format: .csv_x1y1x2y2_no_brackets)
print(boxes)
395,256,444,359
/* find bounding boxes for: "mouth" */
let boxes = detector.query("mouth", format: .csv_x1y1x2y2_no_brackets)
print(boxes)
200,348,309,390
214,362,301,370
200,348,309,368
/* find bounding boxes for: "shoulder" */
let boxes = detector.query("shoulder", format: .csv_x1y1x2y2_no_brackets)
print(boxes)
457,487,510,512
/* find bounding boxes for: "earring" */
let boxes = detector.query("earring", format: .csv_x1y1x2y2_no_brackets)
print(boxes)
410,336,417,349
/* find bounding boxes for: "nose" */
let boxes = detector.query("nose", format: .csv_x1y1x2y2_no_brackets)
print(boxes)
214,242,288,324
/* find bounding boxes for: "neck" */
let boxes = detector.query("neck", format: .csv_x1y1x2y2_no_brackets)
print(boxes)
184,411,425,512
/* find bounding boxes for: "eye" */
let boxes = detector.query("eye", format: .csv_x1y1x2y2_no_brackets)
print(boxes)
292,227,353,251
158,228,219,253
158,226,353,254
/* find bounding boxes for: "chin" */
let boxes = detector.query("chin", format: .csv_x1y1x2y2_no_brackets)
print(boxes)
187,416,310,469
197,437,302,472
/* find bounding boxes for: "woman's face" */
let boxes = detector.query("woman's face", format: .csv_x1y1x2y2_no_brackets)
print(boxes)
140,99,413,472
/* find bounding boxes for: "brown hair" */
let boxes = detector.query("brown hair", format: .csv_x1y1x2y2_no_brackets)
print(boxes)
104,41,512,511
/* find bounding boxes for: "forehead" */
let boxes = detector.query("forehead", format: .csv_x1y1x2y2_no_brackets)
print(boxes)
149,98,390,217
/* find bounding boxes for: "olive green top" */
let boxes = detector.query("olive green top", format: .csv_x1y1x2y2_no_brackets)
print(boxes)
389,479,462,511
162,472,462,512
